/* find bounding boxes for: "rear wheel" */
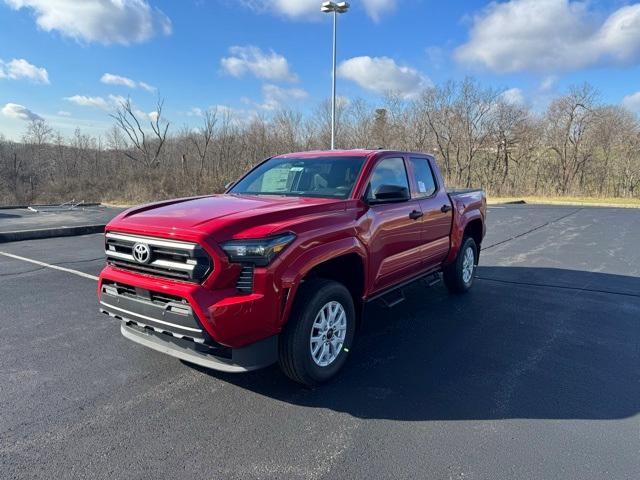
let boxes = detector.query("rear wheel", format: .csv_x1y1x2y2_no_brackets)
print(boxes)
443,236,478,293
278,279,356,386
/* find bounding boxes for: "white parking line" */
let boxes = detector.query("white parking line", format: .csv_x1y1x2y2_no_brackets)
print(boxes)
0,251,99,281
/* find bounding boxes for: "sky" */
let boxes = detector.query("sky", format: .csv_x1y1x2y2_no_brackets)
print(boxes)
2,0,640,140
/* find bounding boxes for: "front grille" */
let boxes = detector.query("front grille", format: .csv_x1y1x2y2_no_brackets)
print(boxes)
102,280,188,308
105,232,212,283
236,264,254,293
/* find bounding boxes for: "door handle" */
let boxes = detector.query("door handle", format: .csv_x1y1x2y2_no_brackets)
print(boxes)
441,204,452,213
409,210,423,220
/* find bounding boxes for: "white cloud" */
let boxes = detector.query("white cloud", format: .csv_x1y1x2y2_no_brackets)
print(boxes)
2,102,42,121
456,0,640,73
66,94,161,123
501,88,525,105
187,107,204,117
337,56,428,98
57,110,72,116
186,104,258,124
360,0,396,22
100,73,136,88
3,0,172,45
239,0,397,21
101,73,156,91
138,81,155,92
259,84,308,110
221,46,297,82
213,104,250,118
597,4,640,64
65,93,163,126
622,92,640,112
108,94,128,107
539,75,558,93
64,95,110,110
0,58,49,84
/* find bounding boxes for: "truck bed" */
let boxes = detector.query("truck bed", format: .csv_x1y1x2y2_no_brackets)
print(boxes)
447,188,486,224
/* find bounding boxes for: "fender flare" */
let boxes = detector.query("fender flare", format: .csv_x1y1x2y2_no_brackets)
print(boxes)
445,211,484,265
278,237,367,327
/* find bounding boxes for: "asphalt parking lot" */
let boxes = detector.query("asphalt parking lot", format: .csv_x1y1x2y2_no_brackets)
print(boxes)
0,205,122,233
1,205,638,479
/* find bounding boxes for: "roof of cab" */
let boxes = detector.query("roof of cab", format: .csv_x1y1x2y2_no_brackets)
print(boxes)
274,149,434,159
275,149,377,158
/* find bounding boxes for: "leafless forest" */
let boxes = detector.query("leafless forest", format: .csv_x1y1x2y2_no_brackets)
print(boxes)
1,79,638,205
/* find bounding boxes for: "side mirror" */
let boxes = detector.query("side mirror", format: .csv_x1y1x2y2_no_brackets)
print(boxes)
369,184,409,204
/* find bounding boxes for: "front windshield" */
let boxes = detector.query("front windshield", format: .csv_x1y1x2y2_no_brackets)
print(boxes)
229,156,366,199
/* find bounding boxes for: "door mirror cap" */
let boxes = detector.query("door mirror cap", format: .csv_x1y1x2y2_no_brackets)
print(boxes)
369,184,410,204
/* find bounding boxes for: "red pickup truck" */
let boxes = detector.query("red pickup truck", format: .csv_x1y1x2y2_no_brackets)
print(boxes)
98,150,486,385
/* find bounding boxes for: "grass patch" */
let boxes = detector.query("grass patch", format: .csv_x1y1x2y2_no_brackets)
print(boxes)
489,196,640,208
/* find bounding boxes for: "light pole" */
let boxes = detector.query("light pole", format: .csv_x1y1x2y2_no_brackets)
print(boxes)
321,1,349,150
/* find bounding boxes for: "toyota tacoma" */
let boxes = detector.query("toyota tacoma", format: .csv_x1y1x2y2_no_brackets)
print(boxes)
98,150,486,385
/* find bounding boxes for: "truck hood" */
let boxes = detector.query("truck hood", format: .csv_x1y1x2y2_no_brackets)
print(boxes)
109,194,346,238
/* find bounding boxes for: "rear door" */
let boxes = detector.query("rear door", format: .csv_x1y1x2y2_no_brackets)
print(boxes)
363,156,425,294
407,157,453,269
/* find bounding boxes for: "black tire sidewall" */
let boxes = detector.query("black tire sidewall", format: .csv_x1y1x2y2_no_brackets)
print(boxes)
458,237,477,290
293,281,356,383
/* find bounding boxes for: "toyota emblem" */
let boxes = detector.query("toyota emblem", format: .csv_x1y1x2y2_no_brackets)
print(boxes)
132,243,151,264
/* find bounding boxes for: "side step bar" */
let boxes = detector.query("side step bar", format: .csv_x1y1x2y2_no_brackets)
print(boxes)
380,289,405,308
370,271,442,308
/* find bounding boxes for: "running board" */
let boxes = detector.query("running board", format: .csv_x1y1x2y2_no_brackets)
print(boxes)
380,289,405,308
368,271,442,308
423,273,442,287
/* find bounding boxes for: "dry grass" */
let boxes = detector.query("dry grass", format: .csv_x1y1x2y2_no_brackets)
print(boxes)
488,196,640,208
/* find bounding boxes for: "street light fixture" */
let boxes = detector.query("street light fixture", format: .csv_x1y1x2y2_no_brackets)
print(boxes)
321,1,349,150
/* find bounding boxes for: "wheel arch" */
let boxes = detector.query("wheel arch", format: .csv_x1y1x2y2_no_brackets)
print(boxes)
464,218,484,251
445,211,485,265
279,239,367,329
302,253,365,319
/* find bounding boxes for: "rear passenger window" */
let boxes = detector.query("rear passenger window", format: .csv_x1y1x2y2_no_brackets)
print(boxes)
409,158,437,197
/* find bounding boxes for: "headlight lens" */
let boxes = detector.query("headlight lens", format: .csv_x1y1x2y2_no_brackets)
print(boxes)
220,233,296,266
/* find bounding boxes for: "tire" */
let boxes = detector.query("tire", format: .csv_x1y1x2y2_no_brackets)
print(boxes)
278,278,356,386
443,236,478,294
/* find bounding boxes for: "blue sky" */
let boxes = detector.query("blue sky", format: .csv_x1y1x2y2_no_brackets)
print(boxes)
2,0,640,140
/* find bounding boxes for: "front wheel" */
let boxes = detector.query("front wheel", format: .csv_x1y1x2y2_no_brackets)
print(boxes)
278,279,356,386
443,236,478,293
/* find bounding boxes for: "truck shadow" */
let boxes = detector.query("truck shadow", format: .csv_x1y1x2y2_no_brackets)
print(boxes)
190,266,640,421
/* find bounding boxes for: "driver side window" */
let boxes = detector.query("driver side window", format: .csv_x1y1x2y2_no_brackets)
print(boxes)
366,157,410,201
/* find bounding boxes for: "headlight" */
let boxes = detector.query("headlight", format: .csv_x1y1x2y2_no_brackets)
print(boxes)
220,233,296,266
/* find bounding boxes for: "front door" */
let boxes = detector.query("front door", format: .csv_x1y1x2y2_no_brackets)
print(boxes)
363,156,425,294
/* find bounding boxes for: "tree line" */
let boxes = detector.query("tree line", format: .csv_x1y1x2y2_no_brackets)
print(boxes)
1,79,638,206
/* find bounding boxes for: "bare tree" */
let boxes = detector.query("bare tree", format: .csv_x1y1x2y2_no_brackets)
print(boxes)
23,118,53,146
110,97,169,169
1,79,638,206
545,84,598,194
188,108,218,179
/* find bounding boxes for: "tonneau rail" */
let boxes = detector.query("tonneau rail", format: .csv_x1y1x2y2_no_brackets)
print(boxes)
446,188,484,195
